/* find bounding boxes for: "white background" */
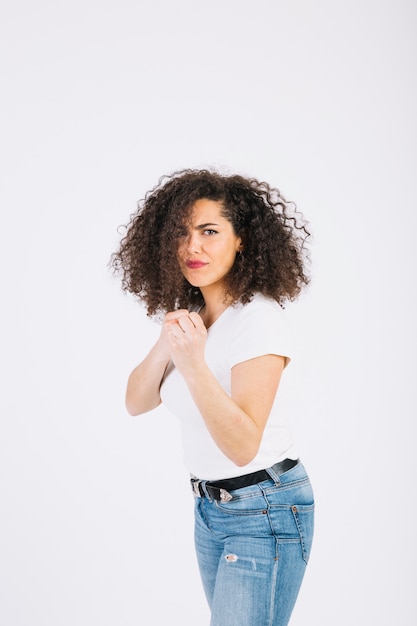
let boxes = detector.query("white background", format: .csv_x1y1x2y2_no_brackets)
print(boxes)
1,1,416,624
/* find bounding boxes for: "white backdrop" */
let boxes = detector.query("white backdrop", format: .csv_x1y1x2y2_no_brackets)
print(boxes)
1,1,416,624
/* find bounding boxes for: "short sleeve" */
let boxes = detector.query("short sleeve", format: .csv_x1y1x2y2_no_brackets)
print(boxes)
229,296,292,368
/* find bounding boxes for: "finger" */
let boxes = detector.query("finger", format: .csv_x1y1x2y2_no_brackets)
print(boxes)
163,314,190,330
165,309,190,322
189,311,206,331
166,325,182,342
176,315,196,333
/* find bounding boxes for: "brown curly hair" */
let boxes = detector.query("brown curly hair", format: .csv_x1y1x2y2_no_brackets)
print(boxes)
110,168,311,316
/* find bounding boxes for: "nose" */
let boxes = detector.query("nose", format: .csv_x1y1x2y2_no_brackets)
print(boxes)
185,231,202,254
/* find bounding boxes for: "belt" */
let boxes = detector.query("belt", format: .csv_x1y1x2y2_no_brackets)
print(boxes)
191,458,299,502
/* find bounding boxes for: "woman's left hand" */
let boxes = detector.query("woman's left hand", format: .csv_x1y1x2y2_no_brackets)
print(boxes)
164,311,207,376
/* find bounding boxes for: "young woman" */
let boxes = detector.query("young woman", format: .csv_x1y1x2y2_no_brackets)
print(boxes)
111,168,314,626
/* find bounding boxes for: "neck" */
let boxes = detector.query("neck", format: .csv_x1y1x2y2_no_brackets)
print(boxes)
199,285,232,328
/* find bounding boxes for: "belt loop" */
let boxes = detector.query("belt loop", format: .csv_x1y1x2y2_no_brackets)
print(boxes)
191,479,213,500
265,464,281,485
201,481,215,501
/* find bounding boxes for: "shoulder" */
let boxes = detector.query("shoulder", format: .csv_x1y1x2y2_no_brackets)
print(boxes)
232,293,286,324
228,294,292,366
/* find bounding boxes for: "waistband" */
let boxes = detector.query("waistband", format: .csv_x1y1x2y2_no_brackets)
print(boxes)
191,458,300,502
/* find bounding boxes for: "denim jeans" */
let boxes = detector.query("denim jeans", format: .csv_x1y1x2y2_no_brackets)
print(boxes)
193,462,314,626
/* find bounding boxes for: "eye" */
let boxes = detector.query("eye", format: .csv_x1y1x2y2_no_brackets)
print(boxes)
203,229,218,235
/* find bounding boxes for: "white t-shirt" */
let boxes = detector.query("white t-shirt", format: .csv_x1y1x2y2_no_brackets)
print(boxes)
160,293,298,480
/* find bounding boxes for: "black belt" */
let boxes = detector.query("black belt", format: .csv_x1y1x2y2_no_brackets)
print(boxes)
191,458,299,502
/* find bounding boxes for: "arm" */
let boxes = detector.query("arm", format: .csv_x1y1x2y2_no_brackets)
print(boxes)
125,310,190,416
167,313,285,466
125,342,170,415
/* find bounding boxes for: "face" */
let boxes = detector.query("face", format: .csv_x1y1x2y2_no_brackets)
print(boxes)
177,199,242,295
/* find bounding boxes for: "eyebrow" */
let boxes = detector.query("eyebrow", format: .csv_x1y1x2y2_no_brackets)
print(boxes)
195,222,219,230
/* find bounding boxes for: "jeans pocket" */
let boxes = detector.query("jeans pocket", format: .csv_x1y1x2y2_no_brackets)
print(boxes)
291,503,315,563
213,490,268,515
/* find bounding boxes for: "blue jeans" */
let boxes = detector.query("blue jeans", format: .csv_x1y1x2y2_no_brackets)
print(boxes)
193,462,314,626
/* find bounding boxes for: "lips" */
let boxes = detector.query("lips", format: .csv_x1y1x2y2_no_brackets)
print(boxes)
185,260,208,269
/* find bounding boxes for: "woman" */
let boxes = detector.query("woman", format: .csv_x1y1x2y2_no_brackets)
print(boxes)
111,168,314,626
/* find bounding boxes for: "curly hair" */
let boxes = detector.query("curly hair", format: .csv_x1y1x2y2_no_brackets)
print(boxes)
110,168,311,316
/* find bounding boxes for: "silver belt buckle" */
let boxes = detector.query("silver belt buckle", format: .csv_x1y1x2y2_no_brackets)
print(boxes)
192,480,201,497
220,488,233,502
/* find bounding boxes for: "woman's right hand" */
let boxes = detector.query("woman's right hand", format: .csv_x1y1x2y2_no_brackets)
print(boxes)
156,309,192,361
